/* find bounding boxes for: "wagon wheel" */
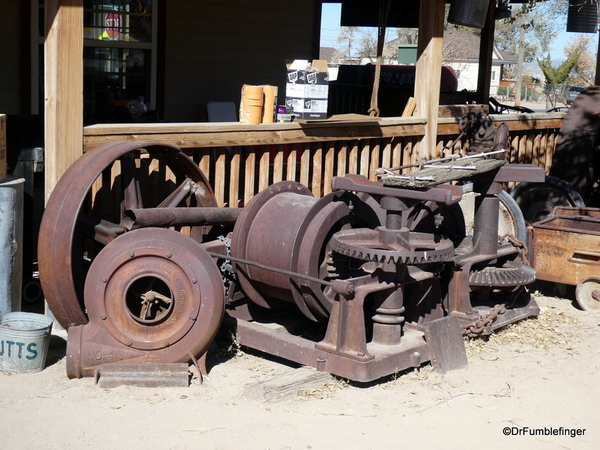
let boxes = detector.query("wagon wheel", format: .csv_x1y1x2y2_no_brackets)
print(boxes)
460,185,527,242
39,141,217,330
575,276,600,311
510,175,585,224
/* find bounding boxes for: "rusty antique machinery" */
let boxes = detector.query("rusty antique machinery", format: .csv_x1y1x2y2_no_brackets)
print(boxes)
38,140,545,382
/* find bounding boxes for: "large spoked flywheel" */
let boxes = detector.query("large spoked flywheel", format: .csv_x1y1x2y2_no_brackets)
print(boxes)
39,141,217,329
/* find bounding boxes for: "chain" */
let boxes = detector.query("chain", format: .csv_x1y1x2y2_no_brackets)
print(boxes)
216,235,236,299
500,233,528,260
461,304,507,336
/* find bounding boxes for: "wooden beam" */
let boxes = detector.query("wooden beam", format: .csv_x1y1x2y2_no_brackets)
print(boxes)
83,118,427,151
44,0,83,202
414,0,445,160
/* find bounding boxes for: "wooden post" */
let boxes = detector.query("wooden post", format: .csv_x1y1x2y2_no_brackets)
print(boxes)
44,0,83,202
414,0,445,160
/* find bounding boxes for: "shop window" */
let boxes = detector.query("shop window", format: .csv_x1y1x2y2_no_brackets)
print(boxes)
34,0,158,124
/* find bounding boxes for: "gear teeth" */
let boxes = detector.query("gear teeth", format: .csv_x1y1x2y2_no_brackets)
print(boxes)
469,264,536,287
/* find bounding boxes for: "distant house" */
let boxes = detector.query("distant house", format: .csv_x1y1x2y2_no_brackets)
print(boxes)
319,47,346,81
442,29,517,96
383,29,518,96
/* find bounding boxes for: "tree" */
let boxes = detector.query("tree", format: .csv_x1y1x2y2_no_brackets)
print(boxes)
337,26,360,62
538,51,581,85
494,2,562,63
538,50,581,107
564,34,596,86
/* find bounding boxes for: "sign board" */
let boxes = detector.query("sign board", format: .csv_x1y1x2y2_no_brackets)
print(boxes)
105,12,121,40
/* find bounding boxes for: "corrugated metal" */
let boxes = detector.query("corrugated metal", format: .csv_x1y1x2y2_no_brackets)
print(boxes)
164,0,319,121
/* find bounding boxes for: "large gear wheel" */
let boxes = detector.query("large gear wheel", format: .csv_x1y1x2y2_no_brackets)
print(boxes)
469,262,536,287
329,227,454,265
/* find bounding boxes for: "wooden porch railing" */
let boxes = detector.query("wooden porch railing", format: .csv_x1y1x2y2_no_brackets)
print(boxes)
83,112,565,207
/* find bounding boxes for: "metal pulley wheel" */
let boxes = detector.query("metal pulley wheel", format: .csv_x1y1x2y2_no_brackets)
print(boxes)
510,175,585,223
81,227,224,360
230,181,382,321
39,141,217,329
575,276,600,311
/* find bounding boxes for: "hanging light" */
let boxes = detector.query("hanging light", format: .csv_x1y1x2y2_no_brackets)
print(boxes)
494,0,512,20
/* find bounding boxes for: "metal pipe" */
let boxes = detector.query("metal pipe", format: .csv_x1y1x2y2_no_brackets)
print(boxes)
125,207,242,228
206,251,354,296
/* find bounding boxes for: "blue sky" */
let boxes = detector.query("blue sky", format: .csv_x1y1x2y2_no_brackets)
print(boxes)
319,2,594,64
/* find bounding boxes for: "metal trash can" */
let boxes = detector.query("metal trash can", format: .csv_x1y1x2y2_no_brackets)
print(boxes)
0,175,24,316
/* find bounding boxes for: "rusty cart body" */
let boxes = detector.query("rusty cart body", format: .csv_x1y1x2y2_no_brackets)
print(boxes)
530,206,600,311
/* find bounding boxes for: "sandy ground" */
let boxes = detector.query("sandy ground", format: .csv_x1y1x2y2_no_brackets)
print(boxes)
1,290,599,450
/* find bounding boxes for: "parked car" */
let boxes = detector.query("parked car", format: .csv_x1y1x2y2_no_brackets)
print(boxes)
566,86,585,105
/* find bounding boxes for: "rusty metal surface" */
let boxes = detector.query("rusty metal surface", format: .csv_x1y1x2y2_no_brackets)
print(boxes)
38,141,217,330
125,207,241,228
231,181,382,320
97,363,190,388
492,164,546,184
42,139,547,382
66,227,224,378
332,174,464,205
575,276,600,311
330,228,454,264
531,209,600,286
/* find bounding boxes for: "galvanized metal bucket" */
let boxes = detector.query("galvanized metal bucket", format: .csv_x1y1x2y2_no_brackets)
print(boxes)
0,312,53,373
0,176,25,316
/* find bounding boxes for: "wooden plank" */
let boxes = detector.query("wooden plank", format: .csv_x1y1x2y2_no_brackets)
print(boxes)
546,132,556,174
526,132,534,165
392,139,403,168
539,132,548,170
300,143,310,187
382,139,392,172
83,119,427,151
323,142,334,195
286,144,297,181
532,133,540,167
45,0,83,201
349,141,358,174
83,115,564,153
199,150,211,183
273,146,284,184
98,363,189,388
215,148,226,207
383,157,505,188
243,368,333,403
311,142,323,197
369,139,380,180
402,97,417,117
229,147,241,207
244,148,256,205
337,141,348,177
360,142,370,177
259,146,270,192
